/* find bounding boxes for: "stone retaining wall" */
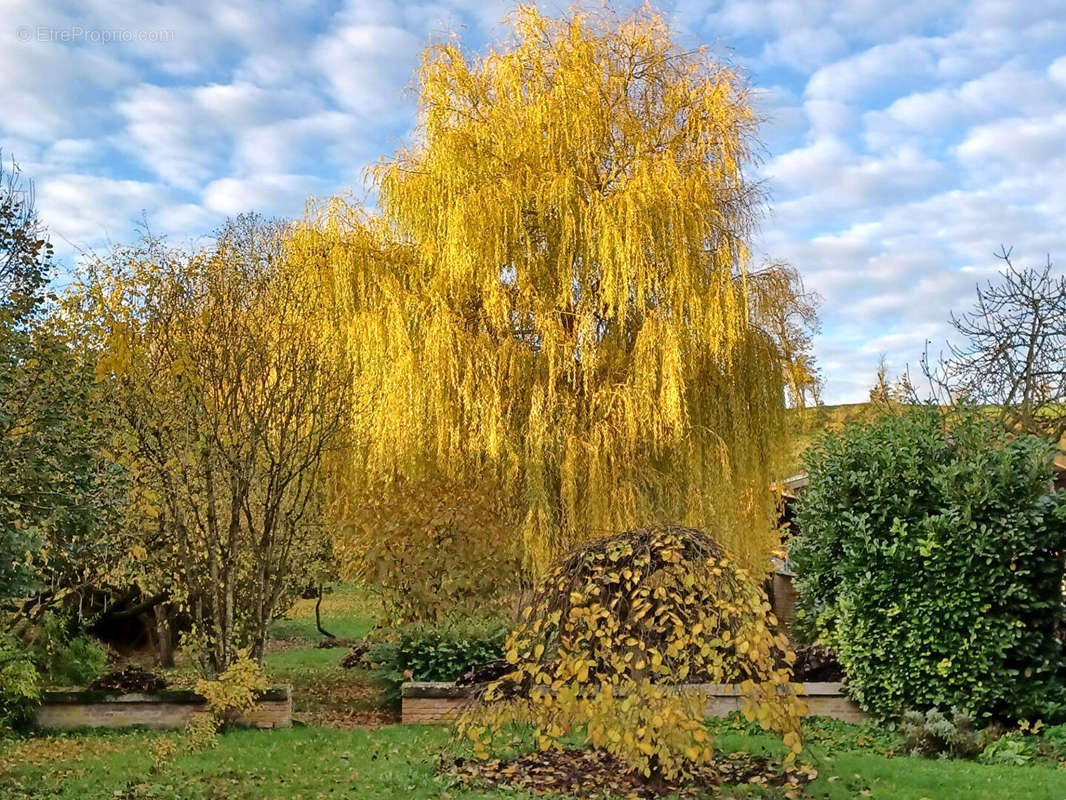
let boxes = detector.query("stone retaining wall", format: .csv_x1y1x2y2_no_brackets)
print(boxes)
34,687,292,731
401,681,865,725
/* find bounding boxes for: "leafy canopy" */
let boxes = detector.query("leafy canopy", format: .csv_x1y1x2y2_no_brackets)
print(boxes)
84,218,349,675
297,4,788,578
0,156,126,604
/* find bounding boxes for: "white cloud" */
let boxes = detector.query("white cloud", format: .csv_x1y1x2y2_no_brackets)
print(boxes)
313,24,424,120
4,0,1066,403
201,173,331,218
36,173,172,260
957,113,1066,172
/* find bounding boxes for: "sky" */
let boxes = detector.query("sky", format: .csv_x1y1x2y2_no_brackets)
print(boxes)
3,0,1065,403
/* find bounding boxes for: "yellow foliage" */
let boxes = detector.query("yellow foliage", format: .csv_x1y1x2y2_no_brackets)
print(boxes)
83,219,349,674
188,649,269,748
457,525,805,780
294,4,788,578
337,472,522,622
149,649,269,768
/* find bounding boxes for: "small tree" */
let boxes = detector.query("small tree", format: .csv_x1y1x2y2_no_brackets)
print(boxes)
791,406,1066,720
85,220,349,674
459,525,805,781
942,247,1066,440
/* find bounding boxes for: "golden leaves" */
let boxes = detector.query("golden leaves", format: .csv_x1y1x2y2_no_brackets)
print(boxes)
456,525,805,781
303,3,788,579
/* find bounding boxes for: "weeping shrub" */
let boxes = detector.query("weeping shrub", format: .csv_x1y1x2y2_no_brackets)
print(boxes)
459,525,806,781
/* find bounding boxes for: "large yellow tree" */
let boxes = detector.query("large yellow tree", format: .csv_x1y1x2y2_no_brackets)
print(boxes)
298,5,787,577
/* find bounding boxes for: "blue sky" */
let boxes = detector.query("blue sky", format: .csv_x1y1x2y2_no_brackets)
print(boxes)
4,0,1066,403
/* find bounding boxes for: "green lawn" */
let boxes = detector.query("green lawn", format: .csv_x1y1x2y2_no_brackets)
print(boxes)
6,723,1066,800
9,583,1066,799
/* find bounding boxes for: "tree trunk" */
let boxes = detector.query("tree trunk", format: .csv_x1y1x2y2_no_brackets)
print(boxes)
154,603,174,668
315,585,335,639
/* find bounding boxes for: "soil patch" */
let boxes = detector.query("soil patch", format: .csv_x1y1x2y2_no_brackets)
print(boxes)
88,665,168,693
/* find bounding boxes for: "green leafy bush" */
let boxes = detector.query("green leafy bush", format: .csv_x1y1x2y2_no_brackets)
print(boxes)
901,708,983,759
791,406,1066,721
30,613,108,686
979,733,1035,765
362,618,509,706
1039,723,1066,760
0,632,42,732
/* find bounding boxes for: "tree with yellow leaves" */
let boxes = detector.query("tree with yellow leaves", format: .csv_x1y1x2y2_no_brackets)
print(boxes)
297,4,788,582
83,216,349,675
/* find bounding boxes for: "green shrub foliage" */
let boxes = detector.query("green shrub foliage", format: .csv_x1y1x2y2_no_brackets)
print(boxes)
901,707,983,759
29,613,108,687
362,618,508,706
0,632,42,732
791,406,1066,720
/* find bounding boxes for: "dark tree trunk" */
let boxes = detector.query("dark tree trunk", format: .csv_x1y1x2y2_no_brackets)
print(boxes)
315,584,335,639
154,603,174,668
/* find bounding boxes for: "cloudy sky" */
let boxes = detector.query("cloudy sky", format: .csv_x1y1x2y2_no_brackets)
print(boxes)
4,0,1065,402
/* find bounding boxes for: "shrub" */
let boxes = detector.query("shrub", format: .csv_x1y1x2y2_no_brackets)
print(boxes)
0,632,41,732
185,649,269,751
1040,722,1066,760
363,618,509,706
28,613,108,686
791,406,1066,720
901,708,983,759
459,525,806,782
979,732,1036,765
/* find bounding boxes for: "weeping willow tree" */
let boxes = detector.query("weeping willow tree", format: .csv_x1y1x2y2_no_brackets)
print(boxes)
295,5,788,578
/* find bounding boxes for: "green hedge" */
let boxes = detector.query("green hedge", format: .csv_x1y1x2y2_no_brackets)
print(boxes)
0,631,41,731
791,406,1066,721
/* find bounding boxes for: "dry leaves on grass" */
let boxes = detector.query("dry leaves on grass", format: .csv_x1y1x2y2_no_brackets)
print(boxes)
0,735,135,773
444,748,813,799
295,709,398,729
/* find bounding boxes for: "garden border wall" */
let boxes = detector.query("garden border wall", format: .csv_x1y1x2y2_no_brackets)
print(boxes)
33,687,292,730
401,681,865,724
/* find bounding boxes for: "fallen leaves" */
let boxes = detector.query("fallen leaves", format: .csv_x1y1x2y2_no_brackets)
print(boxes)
444,747,812,798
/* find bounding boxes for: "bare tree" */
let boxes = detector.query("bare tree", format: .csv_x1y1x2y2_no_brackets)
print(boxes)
942,247,1066,440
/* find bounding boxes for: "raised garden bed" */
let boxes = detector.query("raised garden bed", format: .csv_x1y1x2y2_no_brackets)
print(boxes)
401,681,865,725
33,687,292,731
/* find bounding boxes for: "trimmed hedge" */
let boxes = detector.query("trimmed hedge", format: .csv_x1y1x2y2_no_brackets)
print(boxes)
791,406,1066,721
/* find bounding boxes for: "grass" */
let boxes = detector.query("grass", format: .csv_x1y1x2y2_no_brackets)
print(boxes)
151,584,388,721
10,582,1066,799
7,723,1066,800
